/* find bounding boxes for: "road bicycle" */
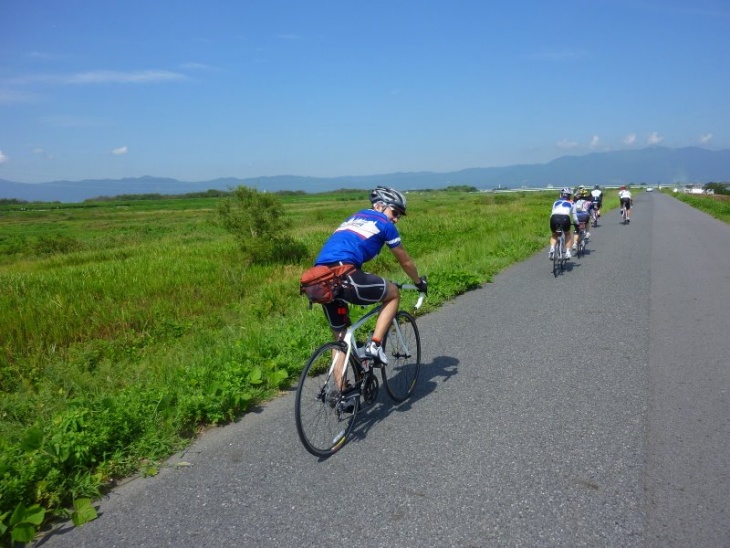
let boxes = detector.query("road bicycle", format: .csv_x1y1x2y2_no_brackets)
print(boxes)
552,228,568,277
620,202,629,224
295,283,426,457
590,206,599,228
576,221,587,258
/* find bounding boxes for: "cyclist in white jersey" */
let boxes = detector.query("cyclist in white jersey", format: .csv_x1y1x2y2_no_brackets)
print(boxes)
590,185,603,217
548,188,575,260
618,185,633,223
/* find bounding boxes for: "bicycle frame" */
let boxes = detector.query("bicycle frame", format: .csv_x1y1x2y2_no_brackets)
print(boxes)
555,229,566,258
328,284,425,384
576,222,587,257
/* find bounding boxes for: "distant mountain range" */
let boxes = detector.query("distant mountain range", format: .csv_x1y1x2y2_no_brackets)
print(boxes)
2,146,729,203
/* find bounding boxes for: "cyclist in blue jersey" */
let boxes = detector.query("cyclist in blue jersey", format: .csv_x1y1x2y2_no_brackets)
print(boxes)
573,188,592,247
548,188,575,260
314,186,426,365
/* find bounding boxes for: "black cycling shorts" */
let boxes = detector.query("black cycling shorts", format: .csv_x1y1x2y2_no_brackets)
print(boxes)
574,213,589,230
621,197,632,210
550,214,572,233
321,268,388,330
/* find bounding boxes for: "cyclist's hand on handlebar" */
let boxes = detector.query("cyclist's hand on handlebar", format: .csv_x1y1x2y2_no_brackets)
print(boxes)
415,276,428,295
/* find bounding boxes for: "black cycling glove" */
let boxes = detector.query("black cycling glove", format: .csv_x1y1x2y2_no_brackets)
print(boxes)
415,276,428,295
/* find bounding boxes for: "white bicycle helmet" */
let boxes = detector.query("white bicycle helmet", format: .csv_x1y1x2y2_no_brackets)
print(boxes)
560,187,572,198
369,186,407,215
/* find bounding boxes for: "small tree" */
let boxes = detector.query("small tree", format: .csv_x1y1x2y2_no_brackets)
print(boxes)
218,186,307,264
705,182,730,195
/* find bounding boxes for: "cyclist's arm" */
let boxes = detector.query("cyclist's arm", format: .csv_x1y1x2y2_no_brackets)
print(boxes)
389,245,421,284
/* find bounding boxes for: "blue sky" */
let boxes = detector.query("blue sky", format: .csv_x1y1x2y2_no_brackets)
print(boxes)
2,0,729,183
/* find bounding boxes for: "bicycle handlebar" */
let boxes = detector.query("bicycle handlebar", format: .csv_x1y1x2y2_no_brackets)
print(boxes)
394,283,426,311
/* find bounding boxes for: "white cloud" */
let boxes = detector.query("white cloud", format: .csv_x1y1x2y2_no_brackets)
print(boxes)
0,150,8,164
647,131,664,145
6,70,187,87
26,51,66,61
557,139,579,149
529,48,588,61
699,133,713,144
111,146,128,155
589,135,601,149
33,148,54,159
66,70,186,84
0,89,41,104
40,115,109,128
623,133,637,146
179,62,216,71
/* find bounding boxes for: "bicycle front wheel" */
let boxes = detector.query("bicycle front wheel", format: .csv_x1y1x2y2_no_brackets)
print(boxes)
295,342,359,457
382,311,421,402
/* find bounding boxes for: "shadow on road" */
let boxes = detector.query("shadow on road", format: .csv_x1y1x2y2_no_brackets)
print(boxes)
343,355,459,448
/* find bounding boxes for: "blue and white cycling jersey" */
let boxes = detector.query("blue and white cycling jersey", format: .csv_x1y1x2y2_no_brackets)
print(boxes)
551,199,574,216
573,199,591,222
315,209,401,269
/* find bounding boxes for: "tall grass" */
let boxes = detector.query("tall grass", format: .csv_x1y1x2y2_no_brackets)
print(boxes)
0,189,615,529
672,192,730,224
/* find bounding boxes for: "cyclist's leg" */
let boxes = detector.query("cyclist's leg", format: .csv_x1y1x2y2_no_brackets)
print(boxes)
322,300,351,390
571,220,579,250
549,215,561,257
338,269,391,344
373,282,399,343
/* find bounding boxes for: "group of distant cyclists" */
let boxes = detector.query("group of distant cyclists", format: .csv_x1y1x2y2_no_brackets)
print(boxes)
548,184,633,260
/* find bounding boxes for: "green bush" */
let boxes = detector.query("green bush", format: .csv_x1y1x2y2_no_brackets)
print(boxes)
217,186,308,264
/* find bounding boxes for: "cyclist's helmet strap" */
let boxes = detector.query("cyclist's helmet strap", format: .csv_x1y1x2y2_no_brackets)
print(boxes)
369,186,407,215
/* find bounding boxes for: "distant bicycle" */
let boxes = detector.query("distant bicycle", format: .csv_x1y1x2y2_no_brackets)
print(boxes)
590,207,598,228
620,202,629,225
552,228,568,277
576,221,587,258
295,283,425,457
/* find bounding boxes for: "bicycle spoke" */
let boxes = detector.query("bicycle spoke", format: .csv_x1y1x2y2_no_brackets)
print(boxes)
382,311,421,402
295,343,359,457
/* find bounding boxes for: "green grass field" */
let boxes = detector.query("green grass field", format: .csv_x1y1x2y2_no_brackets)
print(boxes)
0,187,622,538
671,191,730,223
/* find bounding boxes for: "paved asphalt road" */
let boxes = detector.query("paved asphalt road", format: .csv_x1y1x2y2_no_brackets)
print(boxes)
40,192,729,548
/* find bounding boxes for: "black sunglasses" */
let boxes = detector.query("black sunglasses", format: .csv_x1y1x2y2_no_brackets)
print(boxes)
387,206,403,219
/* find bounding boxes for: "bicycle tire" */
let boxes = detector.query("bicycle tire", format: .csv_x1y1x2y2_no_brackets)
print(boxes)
552,243,560,277
295,342,359,457
382,311,421,402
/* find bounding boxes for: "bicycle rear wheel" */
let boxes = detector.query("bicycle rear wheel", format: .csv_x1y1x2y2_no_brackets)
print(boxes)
382,311,421,402
552,234,562,277
295,342,359,457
